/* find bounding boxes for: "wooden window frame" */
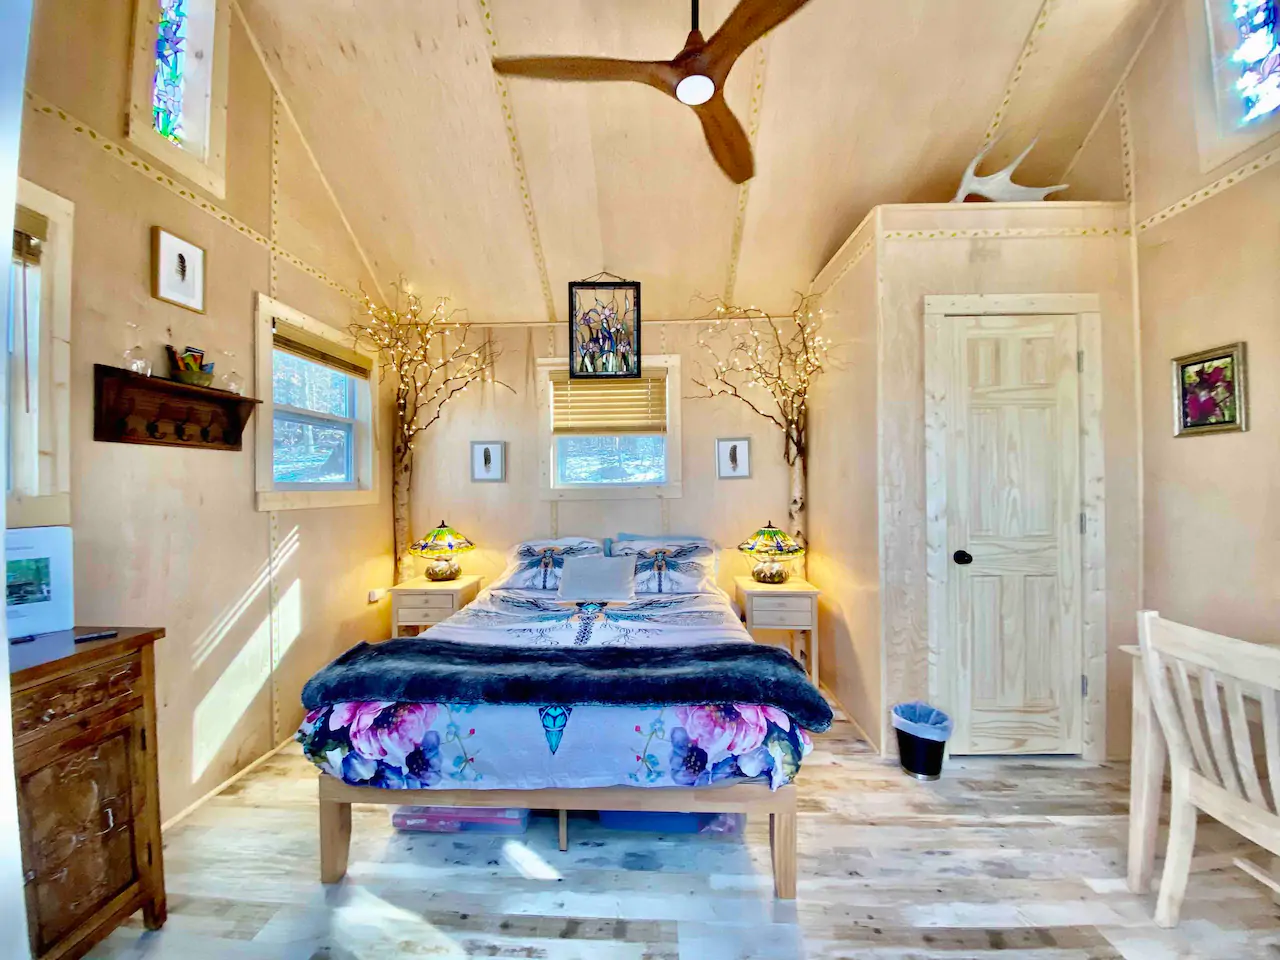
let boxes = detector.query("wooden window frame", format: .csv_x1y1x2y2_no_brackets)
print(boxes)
8,180,72,529
126,0,231,198
1186,0,1280,173
535,354,683,502
254,293,381,512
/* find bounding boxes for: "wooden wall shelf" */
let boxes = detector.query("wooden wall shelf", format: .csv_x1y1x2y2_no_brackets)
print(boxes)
93,364,261,451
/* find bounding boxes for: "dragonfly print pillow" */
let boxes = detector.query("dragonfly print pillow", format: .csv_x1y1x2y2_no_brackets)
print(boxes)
493,537,604,591
609,539,717,595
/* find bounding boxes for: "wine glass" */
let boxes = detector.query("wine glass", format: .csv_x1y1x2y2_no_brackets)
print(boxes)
122,322,152,376
218,349,245,395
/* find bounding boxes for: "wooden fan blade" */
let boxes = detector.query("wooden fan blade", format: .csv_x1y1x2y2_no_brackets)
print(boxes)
703,0,813,81
692,93,754,183
492,56,677,95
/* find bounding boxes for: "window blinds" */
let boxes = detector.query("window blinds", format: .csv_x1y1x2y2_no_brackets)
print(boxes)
550,369,668,435
12,206,47,265
273,319,373,380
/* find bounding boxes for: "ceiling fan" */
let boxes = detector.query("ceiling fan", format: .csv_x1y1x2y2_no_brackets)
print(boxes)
492,0,814,184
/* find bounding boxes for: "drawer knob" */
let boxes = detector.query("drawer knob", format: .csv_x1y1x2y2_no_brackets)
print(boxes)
40,709,56,723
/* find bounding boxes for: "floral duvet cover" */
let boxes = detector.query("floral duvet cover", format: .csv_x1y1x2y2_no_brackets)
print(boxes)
297,587,818,791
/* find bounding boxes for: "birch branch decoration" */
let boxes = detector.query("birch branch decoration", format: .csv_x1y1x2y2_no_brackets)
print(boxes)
351,285,510,583
691,295,828,559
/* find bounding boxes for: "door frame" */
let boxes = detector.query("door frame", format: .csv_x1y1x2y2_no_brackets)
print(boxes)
923,294,1107,761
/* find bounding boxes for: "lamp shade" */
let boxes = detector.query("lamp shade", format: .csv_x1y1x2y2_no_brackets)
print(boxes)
737,522,804,559
410,521,476,558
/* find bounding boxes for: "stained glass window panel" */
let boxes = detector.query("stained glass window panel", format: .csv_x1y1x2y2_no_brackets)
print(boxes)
153,0,188,143
1233,0,1280,123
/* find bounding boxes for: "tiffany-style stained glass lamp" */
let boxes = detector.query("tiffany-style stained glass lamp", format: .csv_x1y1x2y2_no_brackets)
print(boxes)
410,521,476,581
738,522,805,584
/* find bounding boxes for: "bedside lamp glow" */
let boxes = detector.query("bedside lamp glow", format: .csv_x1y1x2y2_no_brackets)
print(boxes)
410,521,475,581
737,522,804,584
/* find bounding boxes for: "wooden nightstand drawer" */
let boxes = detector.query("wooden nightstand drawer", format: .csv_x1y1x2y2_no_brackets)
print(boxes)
13,653,143,744
398,610,450,626
751,597,812,614
752,610,814,628
396,595,455,612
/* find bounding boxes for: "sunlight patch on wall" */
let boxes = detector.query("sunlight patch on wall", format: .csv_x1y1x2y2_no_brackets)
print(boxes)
191,578,302,782
193,525,299,667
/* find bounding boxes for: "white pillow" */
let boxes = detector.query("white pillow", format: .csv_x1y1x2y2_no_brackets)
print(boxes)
556,555,637,602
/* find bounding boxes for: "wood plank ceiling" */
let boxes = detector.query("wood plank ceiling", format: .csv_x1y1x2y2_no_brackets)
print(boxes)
237,0,1164,323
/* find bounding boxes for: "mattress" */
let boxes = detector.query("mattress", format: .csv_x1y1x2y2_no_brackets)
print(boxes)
296,586,816,791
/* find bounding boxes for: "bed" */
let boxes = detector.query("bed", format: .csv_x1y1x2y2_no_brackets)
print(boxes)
297,537,832,898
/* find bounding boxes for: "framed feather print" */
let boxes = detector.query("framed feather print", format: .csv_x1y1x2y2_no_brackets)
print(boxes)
716,437,751,479
470,441,506,482
151,226,205,313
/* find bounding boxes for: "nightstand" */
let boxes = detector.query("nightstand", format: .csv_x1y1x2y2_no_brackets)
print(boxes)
734,575,820,684
390,575,482,638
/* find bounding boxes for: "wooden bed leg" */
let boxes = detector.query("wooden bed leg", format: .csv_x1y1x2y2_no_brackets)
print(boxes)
770,811,797,900
319,796,352,883
558,809,569,852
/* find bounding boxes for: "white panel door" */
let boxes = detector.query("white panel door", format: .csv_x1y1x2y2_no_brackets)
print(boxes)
927,314,1082,755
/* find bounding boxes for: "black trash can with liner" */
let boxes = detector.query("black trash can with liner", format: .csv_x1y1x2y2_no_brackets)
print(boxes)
891,702,953,781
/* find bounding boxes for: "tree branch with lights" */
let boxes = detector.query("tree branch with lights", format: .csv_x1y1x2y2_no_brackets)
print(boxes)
691,295,829,559
351,287,509,583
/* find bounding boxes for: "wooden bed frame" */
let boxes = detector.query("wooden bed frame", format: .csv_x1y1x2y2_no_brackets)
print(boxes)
318,774,798,898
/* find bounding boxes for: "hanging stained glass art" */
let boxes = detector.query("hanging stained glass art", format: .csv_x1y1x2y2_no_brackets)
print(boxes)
153,0,187,143
1232,0,1280,123
567,277,641,379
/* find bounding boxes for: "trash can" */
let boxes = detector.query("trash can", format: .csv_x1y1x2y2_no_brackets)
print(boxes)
891,702,953,781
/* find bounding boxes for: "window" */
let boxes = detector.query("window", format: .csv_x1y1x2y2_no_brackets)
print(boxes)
537,356,682,501
128,0,230,197
7,182,72,529
1189,0,1280,171
255,294,380,511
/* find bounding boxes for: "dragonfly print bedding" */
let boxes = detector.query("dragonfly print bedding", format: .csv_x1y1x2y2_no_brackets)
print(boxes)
297,581,829,792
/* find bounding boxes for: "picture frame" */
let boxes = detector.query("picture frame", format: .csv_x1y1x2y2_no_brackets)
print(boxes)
151,226,206,313
716,437,752,479
568,280,641,379
471,440,506,482
1172,341,1248,437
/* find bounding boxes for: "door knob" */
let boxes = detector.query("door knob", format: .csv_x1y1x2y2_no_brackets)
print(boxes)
953,550,973,565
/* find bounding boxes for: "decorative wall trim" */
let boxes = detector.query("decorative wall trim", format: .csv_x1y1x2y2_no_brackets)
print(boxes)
23,91,360,301
808,207,877,297
883,226,1130,241
476,0,558,324
1136,143,1280,232
1117,85,1136,203
231,0,383,301
723,40,771,304
982,0,1058,146
269,91,280,298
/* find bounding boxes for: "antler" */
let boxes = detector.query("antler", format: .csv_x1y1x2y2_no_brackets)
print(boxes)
952,138,1069,203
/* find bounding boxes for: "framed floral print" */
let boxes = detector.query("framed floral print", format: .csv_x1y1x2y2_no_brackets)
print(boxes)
1172,342,1248,437
568,278,640,379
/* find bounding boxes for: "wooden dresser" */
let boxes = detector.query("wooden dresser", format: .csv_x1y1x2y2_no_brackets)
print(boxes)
9,627,166,959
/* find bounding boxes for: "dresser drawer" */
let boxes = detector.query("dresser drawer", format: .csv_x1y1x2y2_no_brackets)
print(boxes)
751,596,813,614
398,609,451,626
13,654,144,742
751,610,814,629
396,594,455,612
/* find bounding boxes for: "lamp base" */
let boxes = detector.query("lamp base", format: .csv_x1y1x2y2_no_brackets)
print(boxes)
422,557,461,581
751,560,791,584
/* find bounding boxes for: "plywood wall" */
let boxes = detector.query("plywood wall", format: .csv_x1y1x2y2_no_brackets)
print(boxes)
407,322,792,592
19,0,393,820
811,203,1140,757
1126,2,1280,643
807,217,883,748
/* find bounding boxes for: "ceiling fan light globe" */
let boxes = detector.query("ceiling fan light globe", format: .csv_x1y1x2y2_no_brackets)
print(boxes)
675,74,715,106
